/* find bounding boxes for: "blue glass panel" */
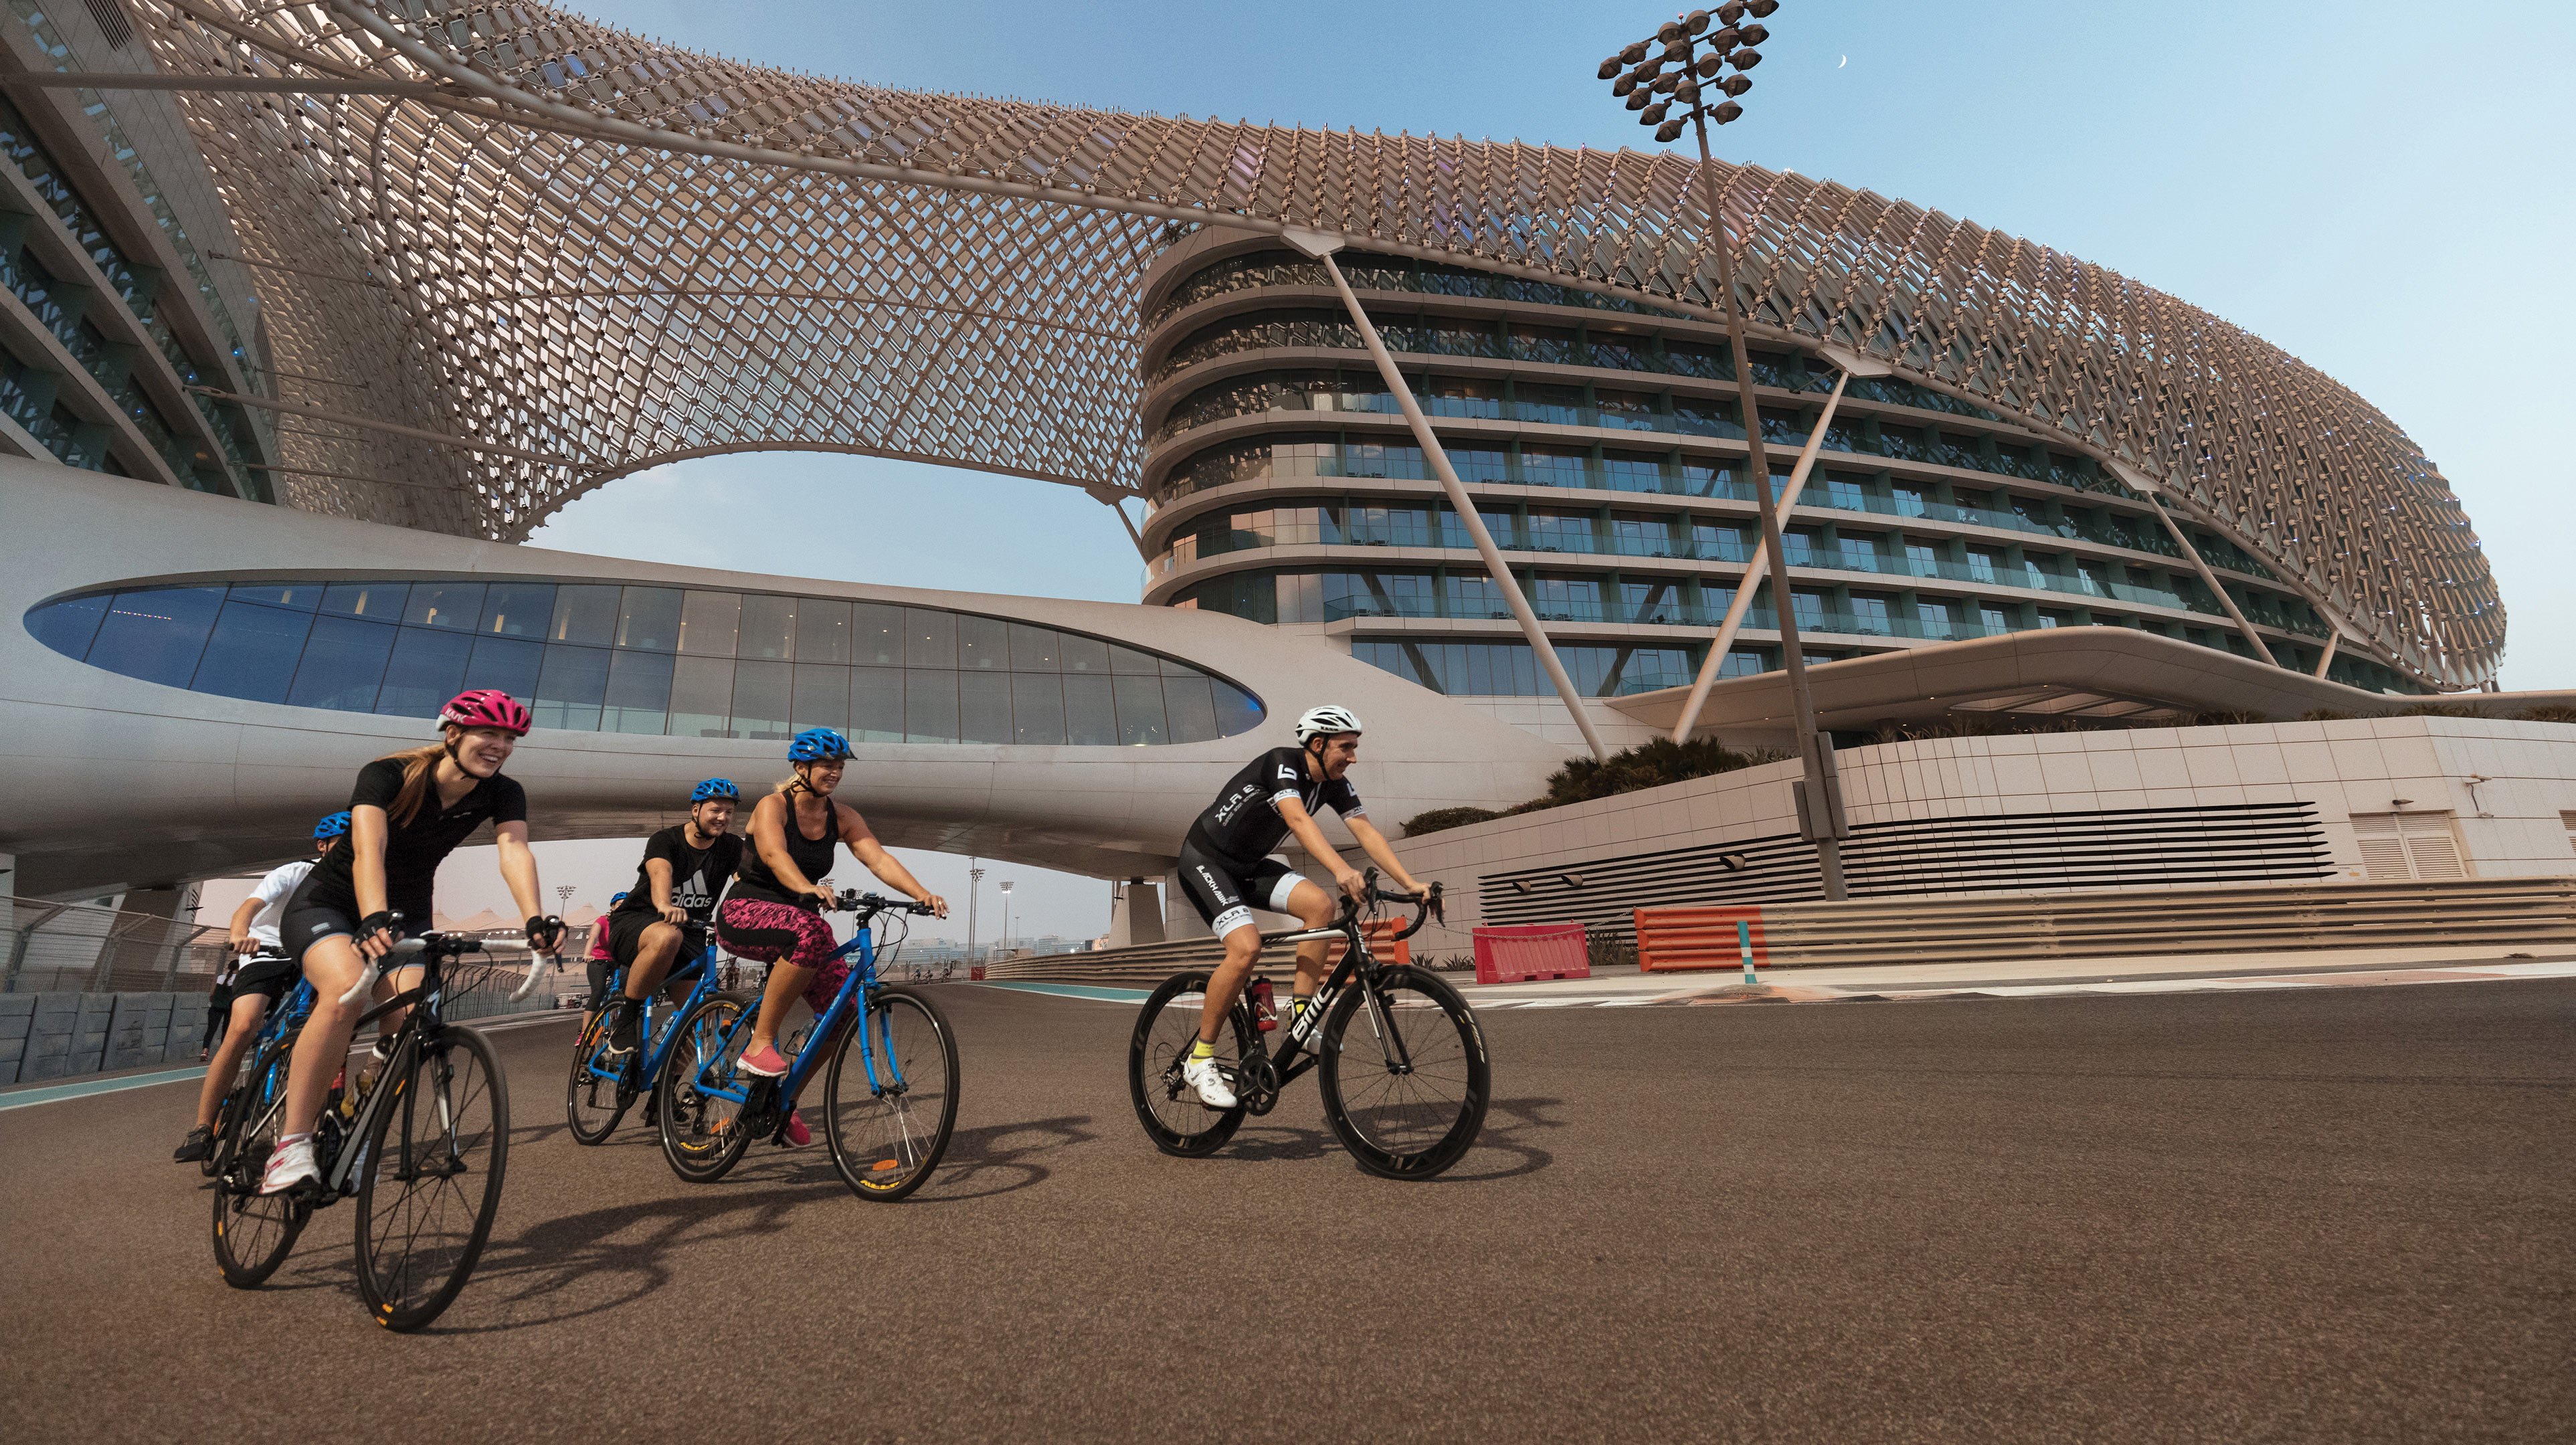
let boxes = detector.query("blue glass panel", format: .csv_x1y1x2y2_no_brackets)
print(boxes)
905,668,959,743
1010,673,1065,745
287,616,395,710
228,581,320,611
959,670,1012,744
1063,673,1116,745
192,599,314,703
848,667,903,742
478,582,555,638
88,587,223,688
1212,684,1264,737
23,593,108,658
376,626,474,717
462,635,544,699
549,584,620,646
1163,676,1218,743
668,656,735,738
615,586,682,651
319,581,407,621
403,581,485,631
602,649,674,733
533,644,611,731
1113,674,1168,745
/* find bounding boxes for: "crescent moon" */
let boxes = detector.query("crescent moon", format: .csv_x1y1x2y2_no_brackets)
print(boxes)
1838,54,1849,68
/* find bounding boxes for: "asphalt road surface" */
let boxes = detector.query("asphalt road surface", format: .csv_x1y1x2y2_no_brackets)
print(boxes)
3,979,2569,1443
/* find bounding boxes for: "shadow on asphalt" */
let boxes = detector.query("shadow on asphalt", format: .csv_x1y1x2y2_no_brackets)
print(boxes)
1218,1094,1564,1181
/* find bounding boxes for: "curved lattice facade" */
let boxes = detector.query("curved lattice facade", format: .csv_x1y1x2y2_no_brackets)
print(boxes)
57,1,2498,689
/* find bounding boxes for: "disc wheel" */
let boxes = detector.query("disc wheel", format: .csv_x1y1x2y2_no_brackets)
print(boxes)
1127,971,1251,1158
1318,966,1490,1179
822,987,959,1201
353,1026,509,1331
209,1071,308,1288
653,991,757,1183
564,1009,634,1145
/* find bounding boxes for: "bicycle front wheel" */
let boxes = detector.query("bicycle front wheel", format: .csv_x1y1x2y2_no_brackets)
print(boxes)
822,988,959,1201
653,991,757,1183
1127,971,1250,1158
353,1026,509,1331
1318,966,1490,1179
209,1070,306,1287
564,1009,632,1145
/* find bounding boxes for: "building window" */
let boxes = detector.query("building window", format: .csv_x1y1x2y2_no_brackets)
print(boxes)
27,580,1263,745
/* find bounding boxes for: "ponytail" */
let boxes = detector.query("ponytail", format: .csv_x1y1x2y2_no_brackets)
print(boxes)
376,741,449,827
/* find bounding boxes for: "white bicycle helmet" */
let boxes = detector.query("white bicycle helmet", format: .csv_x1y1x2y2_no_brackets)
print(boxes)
1294,704,1365,744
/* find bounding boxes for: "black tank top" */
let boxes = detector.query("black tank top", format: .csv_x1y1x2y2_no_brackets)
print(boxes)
731,793,839,912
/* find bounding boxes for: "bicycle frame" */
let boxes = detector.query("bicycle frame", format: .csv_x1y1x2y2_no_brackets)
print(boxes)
580,939,720,1088
1230,916,1418,1092
685,908,913,1127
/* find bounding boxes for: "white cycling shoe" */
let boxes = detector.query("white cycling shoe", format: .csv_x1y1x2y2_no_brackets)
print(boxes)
257,1136,318,1195
1180,1054,1238,1110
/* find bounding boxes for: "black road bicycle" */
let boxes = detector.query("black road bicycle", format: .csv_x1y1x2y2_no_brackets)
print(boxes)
209,930,549,1330
1127,875,1489,1179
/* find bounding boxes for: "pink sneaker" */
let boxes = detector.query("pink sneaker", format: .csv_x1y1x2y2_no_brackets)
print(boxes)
737,1043,790,1078
782,1109,811,1147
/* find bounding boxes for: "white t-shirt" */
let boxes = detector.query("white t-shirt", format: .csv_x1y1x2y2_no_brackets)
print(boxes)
242,859,315,952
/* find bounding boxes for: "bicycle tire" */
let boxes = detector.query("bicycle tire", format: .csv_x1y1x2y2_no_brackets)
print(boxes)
209,1079,307,1287
652,990,757,1184
1127,971,1251,1158
822,987,959,1201
1318,965,1489,1179
353,1025,509,1331
563,1009,632,1145
201,1079,244,1179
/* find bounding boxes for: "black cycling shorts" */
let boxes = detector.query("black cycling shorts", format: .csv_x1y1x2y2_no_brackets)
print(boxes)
279,894,420,969
229,953,300,1005
1175,842,1307,939
605,909,663,969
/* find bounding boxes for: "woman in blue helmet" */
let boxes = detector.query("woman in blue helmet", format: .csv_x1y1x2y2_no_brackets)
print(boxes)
173,811,347,1163
715,729,945,1144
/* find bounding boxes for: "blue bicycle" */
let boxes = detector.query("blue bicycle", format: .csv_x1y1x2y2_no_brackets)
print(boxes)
199,976,316,1183
653,890,957,1201
565,926,736,1145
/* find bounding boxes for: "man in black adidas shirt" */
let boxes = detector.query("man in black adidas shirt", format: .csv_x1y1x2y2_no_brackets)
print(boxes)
600,778,746,1058
1174,704,1429,1109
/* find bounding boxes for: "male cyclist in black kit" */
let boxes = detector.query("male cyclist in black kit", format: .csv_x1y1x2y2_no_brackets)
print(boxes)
597,777,744,1062
1174,704,1429,1109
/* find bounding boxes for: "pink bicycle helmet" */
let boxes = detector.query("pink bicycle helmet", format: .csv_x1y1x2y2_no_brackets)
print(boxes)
438,688,531,737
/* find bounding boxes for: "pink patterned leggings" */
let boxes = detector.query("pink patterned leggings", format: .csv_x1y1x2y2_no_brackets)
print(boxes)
716,898,847,1014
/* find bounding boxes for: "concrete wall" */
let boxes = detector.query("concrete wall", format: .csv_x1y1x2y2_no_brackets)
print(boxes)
1372,715,2576,959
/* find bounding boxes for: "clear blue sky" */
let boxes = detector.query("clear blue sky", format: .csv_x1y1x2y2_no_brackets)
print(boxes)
499,1,2576,939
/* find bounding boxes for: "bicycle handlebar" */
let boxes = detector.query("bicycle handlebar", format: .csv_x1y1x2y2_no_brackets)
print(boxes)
831,888,939,917
334,928,549,1007
1341,870,1446,942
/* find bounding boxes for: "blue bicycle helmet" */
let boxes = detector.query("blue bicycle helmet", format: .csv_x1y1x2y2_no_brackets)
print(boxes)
691,777,741,803
312,810,351,842
786,728,852,762
610,891,628,906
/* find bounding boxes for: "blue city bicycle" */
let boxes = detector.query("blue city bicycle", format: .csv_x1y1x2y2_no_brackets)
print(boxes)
564,925,739,1144
199,975,317,1181
652,890,957,1201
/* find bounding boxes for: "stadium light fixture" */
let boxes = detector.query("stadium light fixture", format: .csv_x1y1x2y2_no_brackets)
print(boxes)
1596,3,1849,901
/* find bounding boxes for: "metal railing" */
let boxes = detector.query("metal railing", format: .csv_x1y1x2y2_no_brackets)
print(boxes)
1,896,232,995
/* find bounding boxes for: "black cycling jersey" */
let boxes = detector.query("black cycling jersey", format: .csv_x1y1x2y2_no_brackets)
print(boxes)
301,755,528,924
610,826,743,925
1184,745,1365,872
732,795,840,912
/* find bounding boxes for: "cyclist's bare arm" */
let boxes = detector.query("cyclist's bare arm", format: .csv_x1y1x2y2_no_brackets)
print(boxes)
645,855,684,925
1341,815,1423,897
1275,797,1365,900
839,805,949,918
493,822,559,951
225,894,262,955
351,804,395,959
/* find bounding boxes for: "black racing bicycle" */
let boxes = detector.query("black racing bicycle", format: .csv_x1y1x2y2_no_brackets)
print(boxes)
1127,875,1489,1179
209,929,549,1330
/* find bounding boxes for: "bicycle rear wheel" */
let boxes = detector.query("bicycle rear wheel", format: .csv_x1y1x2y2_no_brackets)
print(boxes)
209,1070,306,1287
1318,966,1489,1179
353,1026,509,1331
822,987,959,1201
653,991,757,1183
1127,971,1251,1157
564,1009,633,1145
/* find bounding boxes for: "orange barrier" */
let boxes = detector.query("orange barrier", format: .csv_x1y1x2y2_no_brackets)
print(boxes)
1471,924,1590,985
1634,906,1769,973
1329,918,1411,969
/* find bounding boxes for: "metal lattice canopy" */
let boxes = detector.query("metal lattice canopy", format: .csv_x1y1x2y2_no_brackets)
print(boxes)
114,1,2500,688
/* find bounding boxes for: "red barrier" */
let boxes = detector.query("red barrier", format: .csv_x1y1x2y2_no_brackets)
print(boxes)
1471,924,1591,985
1634,906,1768,973
969,965,987,981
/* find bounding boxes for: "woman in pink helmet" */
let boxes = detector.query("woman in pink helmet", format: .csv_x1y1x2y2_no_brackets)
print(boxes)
258,689,569,1195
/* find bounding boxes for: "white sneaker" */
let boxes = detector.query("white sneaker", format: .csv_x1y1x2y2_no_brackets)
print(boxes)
258,1136,318,1195
1180,1054,1238,1110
